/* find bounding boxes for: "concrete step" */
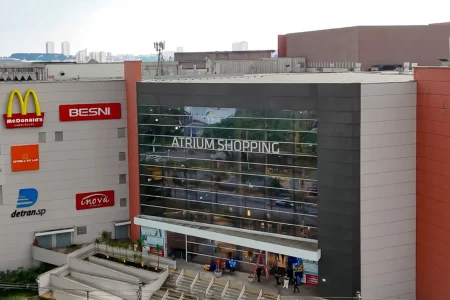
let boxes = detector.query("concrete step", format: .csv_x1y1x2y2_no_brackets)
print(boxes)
65,275,130,300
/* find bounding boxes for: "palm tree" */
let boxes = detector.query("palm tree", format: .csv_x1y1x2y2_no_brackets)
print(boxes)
94,237,101,253
155,244,162,270
100,231,111,255
136,237,145,260
120,241,129,261
109,241,116,258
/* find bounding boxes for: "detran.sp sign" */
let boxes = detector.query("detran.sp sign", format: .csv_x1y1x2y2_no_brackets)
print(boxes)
3,90,45,129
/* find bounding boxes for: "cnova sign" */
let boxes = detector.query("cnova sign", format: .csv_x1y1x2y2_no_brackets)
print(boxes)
171,137,280,154
76,190,115,210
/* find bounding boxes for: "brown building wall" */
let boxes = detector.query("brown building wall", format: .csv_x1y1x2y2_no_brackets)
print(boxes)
174,50,274,69
415,67,450,300
284,25,450,70
278,35,287,57
285,26,360,64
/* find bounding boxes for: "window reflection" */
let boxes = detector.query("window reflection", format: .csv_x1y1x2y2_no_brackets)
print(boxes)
138,106,319,240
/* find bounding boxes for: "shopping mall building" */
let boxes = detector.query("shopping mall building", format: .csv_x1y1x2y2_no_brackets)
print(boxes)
0,80,130,268
1,62,450,300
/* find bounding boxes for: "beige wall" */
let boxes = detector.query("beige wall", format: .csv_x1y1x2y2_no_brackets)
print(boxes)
360,82,417,300
0,81,129,271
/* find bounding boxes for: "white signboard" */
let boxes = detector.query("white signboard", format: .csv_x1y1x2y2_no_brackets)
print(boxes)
141,226,164,248
171,137,280,154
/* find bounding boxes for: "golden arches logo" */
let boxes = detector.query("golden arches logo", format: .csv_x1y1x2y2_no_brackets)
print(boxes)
7,89,42,117
3,89,45,129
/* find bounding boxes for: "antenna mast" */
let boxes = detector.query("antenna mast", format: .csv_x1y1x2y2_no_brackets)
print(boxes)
154,41,165,76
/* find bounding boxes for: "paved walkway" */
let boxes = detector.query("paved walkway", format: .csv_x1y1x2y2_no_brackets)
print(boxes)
175,260,319,299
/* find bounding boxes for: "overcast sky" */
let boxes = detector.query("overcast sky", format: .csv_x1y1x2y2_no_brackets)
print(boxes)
1,0,449,56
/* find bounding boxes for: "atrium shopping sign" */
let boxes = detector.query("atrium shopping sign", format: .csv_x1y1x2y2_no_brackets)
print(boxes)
3,89,45,129
171,137,280,154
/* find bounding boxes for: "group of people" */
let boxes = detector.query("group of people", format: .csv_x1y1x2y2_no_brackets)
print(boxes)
274,270,302,294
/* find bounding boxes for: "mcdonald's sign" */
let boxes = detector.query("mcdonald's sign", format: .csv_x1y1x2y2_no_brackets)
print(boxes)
3,89,45,129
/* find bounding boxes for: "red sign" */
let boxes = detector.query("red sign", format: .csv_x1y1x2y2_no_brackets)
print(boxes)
59,103,121,122
305,274,319,286
76,190,115,210
149,247,164,257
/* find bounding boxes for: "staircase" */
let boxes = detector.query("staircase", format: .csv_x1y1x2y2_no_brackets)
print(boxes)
150,270,270,300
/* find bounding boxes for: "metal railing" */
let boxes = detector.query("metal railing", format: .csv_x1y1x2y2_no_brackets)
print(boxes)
257,289,263,300
162,289,170,300
190,273,199,292
179,292,185,300
237,284,246,300
176,269,185,287
220,280,230,300
205,276,214,296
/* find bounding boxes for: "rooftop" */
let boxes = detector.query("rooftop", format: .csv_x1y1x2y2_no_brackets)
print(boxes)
142,72,414,84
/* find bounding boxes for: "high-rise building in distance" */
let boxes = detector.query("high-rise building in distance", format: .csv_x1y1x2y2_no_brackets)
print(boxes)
232,41,248,51
61,41,70,56
75,49,87,63
88,51,107,63
176,47,184,53
46,41,55,54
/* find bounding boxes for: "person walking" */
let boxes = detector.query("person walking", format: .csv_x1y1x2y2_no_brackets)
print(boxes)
256,267,262,283
275,272,281,285
283,274,289,289
293,279,300,293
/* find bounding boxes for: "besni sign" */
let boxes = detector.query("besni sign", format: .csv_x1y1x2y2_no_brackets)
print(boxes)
11,188,46,218
76,190,115,210
59,103,121,122
3,90,45,129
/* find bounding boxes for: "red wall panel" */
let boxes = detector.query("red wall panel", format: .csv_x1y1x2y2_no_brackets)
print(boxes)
415,67,450,300
277,35,287,57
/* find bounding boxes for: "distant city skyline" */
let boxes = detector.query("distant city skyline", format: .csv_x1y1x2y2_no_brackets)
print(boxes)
1,0,449,56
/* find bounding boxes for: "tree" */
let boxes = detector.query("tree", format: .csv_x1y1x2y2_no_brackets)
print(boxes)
94,237,101,253
155,244,162,270
136,237,145,260
100,231,112,255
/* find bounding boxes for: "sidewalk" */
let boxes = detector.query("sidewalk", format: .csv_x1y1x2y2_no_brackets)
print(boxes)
175,259,319,299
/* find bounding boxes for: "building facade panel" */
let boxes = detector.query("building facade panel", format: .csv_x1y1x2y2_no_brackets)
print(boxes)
284,27,360,64
136,81,362,298
0,81,128,271
415,67,450,300
360,82,417,300
282,25,450,70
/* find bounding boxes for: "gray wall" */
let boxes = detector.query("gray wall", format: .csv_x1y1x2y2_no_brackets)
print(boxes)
0,81,129,271
360,82,417,300
136,82,362,298
316,85,361,297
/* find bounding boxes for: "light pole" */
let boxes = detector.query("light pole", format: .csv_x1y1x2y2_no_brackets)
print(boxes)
154,41,165,76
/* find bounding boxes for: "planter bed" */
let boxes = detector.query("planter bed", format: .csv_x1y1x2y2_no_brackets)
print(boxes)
93,253,162,273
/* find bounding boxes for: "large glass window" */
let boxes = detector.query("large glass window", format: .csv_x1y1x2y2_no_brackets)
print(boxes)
138,106,318,240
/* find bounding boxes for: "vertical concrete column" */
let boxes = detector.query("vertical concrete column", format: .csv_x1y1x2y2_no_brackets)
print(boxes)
124,61,142,241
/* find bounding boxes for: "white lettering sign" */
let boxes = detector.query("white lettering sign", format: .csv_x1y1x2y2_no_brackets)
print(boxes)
80,193,110,206
171,137,280,154
69,107,110,117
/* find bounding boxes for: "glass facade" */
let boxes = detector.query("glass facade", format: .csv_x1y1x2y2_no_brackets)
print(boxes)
138,105,318,240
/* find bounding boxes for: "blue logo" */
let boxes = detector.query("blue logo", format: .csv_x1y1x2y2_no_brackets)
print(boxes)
17,188,38,208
